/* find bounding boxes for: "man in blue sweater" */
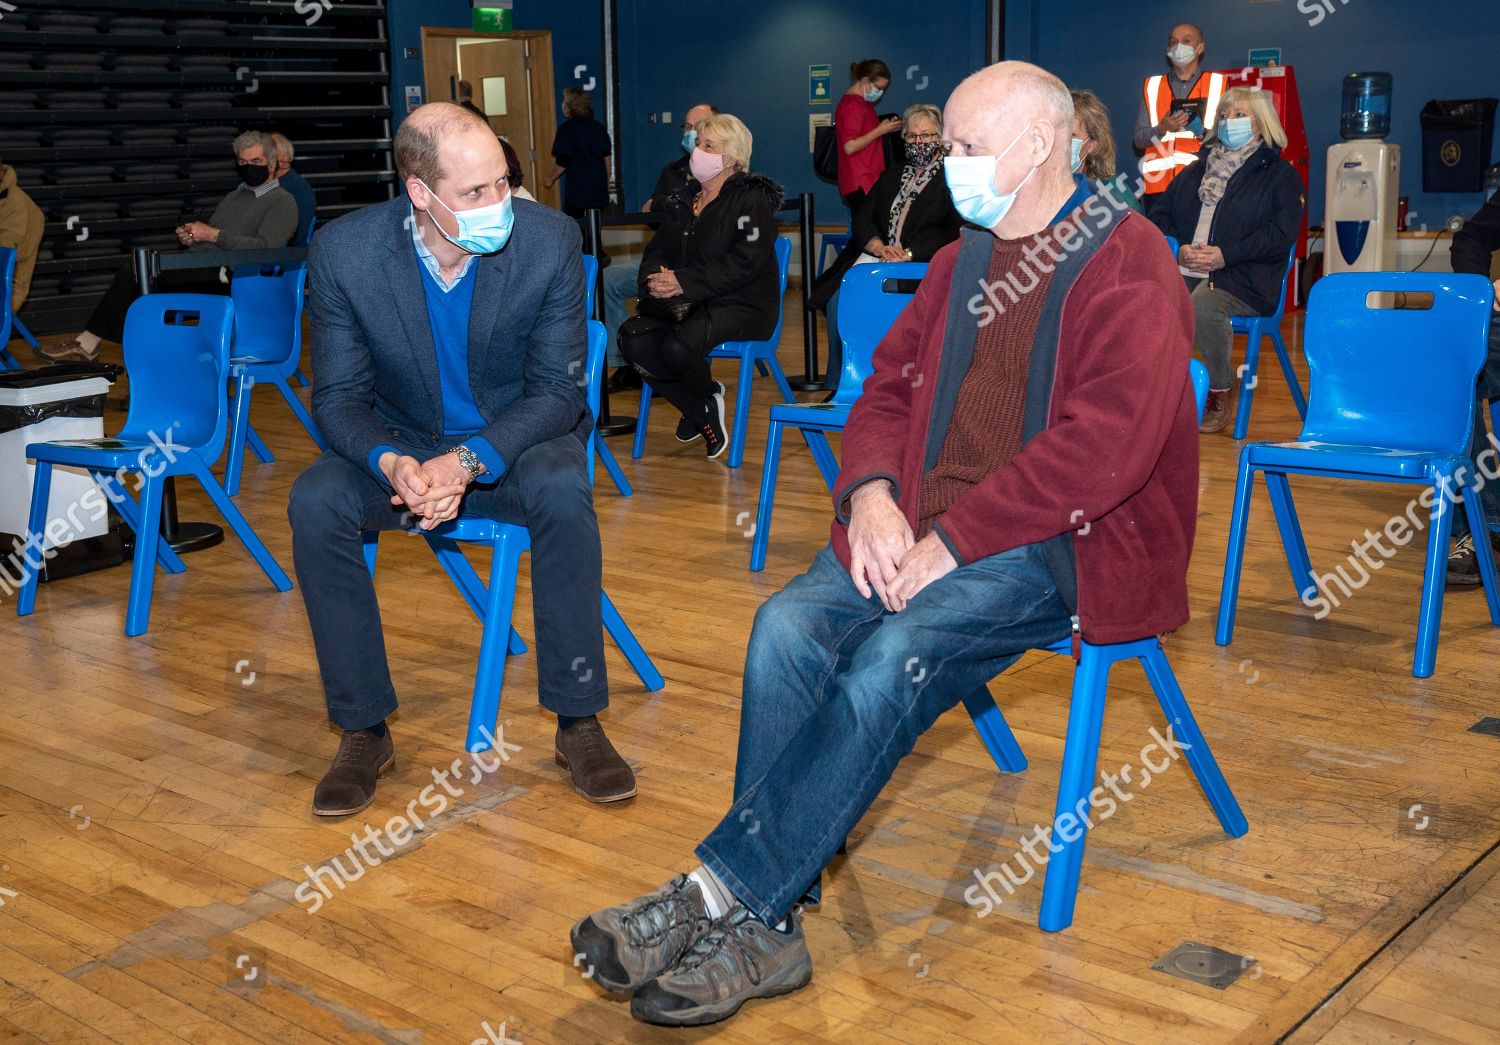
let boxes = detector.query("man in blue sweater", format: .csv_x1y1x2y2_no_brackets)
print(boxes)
271,132,317,245
288,103,636,815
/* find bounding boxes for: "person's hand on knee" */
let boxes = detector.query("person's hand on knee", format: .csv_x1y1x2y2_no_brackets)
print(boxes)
847,480,914,611
888,533,958,607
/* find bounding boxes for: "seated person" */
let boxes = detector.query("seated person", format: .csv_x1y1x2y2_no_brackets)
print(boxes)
1071,89,1142,212
813,102,962,381
288,102,636,813
604,102,717,393
570,62,1197,1028
617,114,781,460
45,130,297,363
0,157,43,319
1151,86,1305,433
270,132,317,245
1446,191,1500,586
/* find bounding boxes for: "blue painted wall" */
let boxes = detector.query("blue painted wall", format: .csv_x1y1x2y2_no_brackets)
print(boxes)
615,0,990,219
1005,0,1500,226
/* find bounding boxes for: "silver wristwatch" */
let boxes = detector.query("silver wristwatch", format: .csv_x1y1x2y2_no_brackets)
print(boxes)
453,444,484,480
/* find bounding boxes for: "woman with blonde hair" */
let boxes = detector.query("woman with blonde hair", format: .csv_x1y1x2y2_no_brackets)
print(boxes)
1152,85,1304,432
1070,89,1140,212
619,113,784,460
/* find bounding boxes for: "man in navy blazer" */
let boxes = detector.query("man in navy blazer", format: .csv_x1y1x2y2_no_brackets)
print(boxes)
288,103,636,815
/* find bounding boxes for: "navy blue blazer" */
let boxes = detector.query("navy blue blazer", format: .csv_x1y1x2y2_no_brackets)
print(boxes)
307,194,589,480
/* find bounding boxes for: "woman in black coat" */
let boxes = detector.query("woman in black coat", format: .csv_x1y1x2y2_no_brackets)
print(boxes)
1152,86,1305,433
812,103,961,383
619,113,782,460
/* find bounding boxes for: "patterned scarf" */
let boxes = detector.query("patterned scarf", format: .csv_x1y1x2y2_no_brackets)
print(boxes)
1198,137,1260,208
887,159,941,245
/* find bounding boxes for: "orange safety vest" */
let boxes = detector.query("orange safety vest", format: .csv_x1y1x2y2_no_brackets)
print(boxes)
1141,70,1226,195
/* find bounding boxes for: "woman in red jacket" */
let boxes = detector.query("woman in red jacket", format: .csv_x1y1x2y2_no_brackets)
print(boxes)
835,59,902,215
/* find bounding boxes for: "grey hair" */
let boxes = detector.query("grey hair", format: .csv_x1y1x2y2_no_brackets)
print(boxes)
902,103,943,135
232,130,278,167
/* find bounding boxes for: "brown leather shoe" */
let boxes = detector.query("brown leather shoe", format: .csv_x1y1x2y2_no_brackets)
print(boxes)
555,716,637,803
312,728,395,816
1200,387,1234,434
37,337,99,364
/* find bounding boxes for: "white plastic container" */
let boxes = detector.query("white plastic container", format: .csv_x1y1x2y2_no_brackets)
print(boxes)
0,377,111,549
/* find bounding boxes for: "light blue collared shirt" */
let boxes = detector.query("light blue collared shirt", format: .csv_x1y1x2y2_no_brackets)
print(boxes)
410,205,475,291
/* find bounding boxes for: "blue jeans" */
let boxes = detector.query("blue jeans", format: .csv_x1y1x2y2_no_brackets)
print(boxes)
1454,312,1500,538
695,543,1072,924
603,259,641,368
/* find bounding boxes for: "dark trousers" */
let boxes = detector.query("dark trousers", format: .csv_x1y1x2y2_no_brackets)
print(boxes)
287,433,609,730
618,314,716,422
1453,312,1500,539
86,259,228,343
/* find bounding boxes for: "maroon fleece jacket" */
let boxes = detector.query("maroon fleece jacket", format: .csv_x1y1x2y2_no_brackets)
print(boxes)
830,209,1199,644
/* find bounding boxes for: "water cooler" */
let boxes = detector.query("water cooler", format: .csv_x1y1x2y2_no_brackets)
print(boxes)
1325,73,1400,274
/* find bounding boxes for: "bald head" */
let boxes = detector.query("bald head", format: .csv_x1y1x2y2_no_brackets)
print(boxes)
270,132,293,177
684,103,716,129
1170,23,1204,46
395,102,501,190
945,61,1073,157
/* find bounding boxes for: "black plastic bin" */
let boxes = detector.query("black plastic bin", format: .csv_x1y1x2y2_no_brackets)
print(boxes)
1420,98,1498,192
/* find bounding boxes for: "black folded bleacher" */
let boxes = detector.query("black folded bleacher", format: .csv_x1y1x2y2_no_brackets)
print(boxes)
1,0,395,335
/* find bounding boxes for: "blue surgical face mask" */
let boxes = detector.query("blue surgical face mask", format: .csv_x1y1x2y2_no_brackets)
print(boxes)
864,86,885,104
1070,137,1085,173
1220,116,1255,151
681,128,697,153
943,124,1036,230
418,179,514,254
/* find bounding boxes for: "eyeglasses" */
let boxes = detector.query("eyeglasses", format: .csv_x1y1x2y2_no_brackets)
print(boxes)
903,132,942,143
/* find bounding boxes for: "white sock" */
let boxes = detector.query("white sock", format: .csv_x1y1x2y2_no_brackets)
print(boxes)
77,331,102,352
687,866,734,919
774,918,788,931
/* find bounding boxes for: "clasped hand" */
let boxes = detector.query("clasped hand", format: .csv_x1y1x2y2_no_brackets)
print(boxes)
846,481,957,612
380,451,472,530
1179,242,1225,272
646,266,683,299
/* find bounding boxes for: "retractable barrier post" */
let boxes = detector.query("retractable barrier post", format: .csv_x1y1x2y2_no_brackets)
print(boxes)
788,192,825,391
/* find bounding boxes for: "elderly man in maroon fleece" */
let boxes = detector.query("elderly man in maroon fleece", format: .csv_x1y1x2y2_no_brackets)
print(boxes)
568,61,1197,1028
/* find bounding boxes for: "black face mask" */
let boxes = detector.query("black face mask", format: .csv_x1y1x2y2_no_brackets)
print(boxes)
238,163,271,187
905,141,942,167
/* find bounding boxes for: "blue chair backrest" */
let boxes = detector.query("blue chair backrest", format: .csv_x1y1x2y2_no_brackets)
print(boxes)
1164,235,1180,258
1190,358,1209,422
583,318,606,483
582,254,599,320
834,261,926,405
1299,272,1495,453
303,215,318,246
117,294,236,459
761,236,793,344
230,263,308,372
1264,245,1295,321
0,247,14,347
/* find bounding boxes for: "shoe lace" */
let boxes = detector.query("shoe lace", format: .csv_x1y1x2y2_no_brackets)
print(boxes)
1454,533,1476,556
620,877,703,947
675,909,764,986
334,731,369,767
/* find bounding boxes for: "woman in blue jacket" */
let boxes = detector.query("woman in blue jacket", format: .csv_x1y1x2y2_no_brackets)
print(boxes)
1153,86,1305,433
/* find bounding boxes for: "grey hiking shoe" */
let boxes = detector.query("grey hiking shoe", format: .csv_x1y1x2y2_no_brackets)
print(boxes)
630,905,813,1027
570,875,714,994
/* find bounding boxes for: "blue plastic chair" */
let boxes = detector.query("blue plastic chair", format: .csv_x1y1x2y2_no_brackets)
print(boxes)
633,236,794,469
17,295,293,636
224,264,328,496
580,254,631,497
817,221,853,278
1216,273,1500,678
1229,247,1304,440
1,247,24,370
961,358,1245,933
289,216,318,388
749,262,925,571
362,320,664,753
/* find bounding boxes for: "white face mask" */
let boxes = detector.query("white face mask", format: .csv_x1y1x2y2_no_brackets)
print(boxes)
943,124,1036,230
1167,43,1197,66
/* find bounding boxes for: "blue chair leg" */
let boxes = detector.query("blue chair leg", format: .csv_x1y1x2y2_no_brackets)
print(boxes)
750,417,785,572
124,472,167,637
292,367,310,388
465,531,524,752
1231,323,1262,441
754,359,770,378
1269,328,1307,419
247,423,275,465
12,317,40,351
632,383,652,459
595,432,633,496
1413,476,1456,678
272,376,328,451
803,429,839,489
16,461,53,617
1037,647,1112,933
0,345,19,370
1462,482,1500,626
99,470,184,573
425,534,528,653
362,532,380,575
961,686,1028,773
727,352,758,469
1263,471,1317,601
225,375,253,497
508,627,528,656
1215,449,1257,645
186,458,292,591
602,589,664,690
1138,642,1248,837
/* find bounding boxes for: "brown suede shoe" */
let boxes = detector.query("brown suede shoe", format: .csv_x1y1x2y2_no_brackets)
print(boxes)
37,337,99,364
312,728,395,816
1200,388,1234,434
555,717,637,803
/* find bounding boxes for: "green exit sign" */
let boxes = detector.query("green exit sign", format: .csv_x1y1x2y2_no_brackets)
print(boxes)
472,8,512,31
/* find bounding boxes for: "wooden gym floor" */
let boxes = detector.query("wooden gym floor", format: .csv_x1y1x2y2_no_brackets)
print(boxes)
2,289,1498,1044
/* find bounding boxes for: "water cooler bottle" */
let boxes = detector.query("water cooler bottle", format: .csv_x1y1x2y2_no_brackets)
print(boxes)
1325,73,1400,274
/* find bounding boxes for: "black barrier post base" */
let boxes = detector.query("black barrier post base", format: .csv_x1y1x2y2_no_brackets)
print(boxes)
161,479,224,554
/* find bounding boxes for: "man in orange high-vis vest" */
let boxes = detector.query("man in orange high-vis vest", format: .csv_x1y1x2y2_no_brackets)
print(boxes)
1133,23,1225,209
